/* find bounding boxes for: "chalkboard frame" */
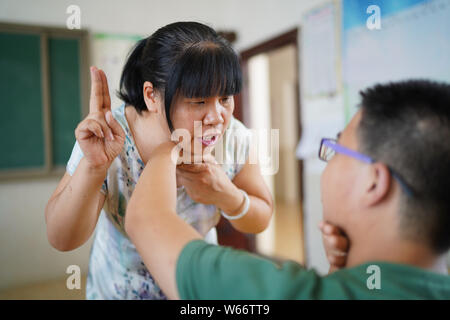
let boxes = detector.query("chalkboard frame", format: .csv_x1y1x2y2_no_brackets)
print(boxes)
0,23,90,181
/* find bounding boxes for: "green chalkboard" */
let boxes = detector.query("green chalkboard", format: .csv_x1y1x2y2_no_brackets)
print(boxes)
0,29,84,174
0,32,45,169
48,37,81,167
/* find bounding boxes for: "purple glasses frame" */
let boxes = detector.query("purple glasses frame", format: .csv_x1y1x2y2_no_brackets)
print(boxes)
319,138,414,197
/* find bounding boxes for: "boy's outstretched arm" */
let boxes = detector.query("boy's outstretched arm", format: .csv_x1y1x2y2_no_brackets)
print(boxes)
125,142,202,300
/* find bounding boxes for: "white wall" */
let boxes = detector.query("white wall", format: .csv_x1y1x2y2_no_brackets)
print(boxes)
0,0,326,51
0,0,331,290
0,178,94,290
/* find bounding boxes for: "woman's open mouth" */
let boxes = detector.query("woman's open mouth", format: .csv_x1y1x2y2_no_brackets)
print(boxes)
198,134,219,147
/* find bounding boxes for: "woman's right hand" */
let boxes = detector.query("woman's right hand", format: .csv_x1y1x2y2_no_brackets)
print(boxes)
75,67,125,170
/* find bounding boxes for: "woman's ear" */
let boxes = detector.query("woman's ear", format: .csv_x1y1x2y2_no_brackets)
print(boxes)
143,81,160,113
363,163,391,207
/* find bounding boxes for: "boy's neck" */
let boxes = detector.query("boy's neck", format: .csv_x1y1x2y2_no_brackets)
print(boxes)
346,229,446,274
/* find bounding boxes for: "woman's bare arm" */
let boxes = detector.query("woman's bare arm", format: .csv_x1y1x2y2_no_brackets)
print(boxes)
225,161,274,234
45,67,125,251
45,161,106,251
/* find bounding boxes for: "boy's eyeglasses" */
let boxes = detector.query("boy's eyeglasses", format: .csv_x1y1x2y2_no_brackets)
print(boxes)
318,138,414,197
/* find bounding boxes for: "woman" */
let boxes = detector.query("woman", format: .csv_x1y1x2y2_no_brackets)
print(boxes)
45,21,273,299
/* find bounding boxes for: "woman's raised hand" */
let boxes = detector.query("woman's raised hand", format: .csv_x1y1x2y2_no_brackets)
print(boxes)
75,67,125,170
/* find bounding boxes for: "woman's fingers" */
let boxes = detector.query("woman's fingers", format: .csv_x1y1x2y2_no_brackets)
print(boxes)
202,153,217,165
99,69,111,111
177,154,217,172
86,120,104,139
76,117,114,142
89,66,103,113
176,174,192,188
177,163,209,173
76,118,104,140
96,117,114,142
176,168,195,181
105,111,125,140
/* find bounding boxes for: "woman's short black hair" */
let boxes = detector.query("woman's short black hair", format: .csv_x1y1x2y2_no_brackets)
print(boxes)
118,21,242,130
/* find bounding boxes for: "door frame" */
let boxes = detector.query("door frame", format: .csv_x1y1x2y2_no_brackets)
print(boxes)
217,28,305,256
239,27,303,203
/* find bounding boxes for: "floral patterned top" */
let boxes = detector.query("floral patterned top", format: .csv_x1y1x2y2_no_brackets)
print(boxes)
66,104,251,299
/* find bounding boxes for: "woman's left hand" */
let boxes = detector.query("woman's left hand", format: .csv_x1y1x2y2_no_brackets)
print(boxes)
176,155,242,212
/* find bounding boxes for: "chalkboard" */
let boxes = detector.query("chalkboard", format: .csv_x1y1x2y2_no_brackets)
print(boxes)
0,27,83,174
48,37,81,167
0,32,45,170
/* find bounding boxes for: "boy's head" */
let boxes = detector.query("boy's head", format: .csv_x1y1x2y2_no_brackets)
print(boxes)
321,80,450,254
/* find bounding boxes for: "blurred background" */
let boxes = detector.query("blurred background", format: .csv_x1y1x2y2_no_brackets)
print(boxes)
0,0,449,299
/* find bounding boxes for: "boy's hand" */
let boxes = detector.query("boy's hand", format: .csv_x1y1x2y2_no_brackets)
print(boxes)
75,67,125,171
319,221,349,274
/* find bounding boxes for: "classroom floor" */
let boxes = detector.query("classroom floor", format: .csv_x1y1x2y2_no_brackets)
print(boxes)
0,201,304,300
272,200,305,264
0,276,87,300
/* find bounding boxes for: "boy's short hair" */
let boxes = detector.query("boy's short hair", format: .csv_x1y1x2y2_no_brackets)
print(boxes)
358,80,450,253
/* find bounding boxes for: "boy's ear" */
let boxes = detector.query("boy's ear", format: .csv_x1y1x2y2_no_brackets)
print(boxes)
362,163,391,207
143,81,159,113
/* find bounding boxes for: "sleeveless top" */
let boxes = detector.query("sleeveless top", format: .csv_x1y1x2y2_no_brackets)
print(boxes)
66,104,251,299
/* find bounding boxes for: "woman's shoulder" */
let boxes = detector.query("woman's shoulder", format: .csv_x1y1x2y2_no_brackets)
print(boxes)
224,116,252,147
219,117,252,177
225,117,252,143
111,103,128,131
228,116,249,132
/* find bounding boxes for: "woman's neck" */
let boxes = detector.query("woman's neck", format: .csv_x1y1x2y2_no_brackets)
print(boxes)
125,105,168,164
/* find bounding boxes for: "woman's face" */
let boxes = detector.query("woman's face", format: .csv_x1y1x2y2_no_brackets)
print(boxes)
170,93,235,157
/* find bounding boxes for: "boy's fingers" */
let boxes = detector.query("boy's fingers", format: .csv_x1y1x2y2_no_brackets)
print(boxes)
89,66,103,113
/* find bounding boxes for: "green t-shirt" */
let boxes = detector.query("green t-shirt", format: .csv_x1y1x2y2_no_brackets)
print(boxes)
176,240,450,299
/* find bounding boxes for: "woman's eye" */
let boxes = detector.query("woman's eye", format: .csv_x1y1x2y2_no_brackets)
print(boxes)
221,97,230,104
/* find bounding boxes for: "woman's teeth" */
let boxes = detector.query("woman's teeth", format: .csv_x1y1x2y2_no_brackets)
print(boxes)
200,135,217,146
